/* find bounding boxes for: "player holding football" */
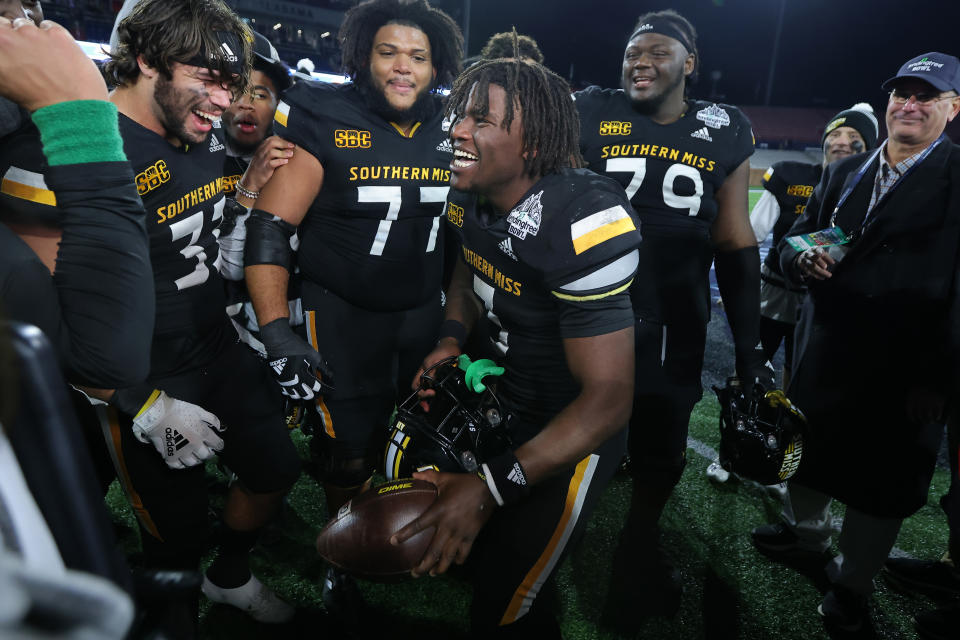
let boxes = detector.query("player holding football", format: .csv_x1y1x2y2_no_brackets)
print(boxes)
103,1,301,634
393,58,641,637
574,9,769,617
243,0,463,616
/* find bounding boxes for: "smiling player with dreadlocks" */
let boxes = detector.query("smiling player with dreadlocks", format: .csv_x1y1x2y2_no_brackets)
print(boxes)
243,0,462,618
392,57,641,637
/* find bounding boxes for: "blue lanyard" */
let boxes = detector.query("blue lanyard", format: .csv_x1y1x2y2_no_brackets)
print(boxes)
830,133,947,232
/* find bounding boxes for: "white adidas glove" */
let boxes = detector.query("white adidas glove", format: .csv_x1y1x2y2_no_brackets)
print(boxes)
131,391,225,469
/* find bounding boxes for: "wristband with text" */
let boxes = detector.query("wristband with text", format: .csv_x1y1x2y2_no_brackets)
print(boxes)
479,451,530,507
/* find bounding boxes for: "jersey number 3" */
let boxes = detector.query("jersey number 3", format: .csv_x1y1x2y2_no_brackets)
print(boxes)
169,199,224,290
606,158,703,217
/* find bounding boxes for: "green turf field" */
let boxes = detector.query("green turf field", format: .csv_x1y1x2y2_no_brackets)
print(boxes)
105,390,953,639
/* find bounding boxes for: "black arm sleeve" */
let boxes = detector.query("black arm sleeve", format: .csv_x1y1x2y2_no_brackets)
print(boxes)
1,161,155,388
714,246,762,359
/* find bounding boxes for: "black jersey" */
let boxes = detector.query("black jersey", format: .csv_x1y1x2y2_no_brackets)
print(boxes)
759,161,822,275
575,87,754,331
273,82,452,312
0,119,59,227
118,115,228,367
448,169,641,434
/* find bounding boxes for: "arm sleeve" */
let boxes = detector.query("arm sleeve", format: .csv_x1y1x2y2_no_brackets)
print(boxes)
46,160,155,388
749,190,780,244
9,101,155,388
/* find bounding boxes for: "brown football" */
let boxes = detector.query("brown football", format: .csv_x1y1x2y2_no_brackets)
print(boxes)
316,478,437,581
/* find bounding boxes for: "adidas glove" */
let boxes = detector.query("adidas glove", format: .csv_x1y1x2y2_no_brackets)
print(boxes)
259,318,335,400
130,390,225,470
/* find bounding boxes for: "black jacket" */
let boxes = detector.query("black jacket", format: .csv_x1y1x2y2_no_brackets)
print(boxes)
777,139,960,517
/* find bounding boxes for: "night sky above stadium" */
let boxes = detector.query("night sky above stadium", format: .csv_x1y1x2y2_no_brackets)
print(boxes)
463,0,958,110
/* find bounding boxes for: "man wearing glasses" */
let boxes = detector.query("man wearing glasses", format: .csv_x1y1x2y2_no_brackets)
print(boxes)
750,52,960,633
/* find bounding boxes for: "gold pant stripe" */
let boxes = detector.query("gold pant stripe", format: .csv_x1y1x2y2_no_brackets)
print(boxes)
97,406,162,540
500,453,599,625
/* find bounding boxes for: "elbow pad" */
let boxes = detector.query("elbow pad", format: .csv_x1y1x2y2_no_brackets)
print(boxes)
244,209,297,271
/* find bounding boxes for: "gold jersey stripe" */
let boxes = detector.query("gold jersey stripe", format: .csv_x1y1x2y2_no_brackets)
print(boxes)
1,166,57,206
763,167,774,181
572,216,635,255
275,100,290,127
551,278,633,302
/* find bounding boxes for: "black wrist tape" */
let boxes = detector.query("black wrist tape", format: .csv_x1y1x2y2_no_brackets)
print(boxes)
479,451,530,507
244,209,297,271
437,319,468,349
111,385,155,417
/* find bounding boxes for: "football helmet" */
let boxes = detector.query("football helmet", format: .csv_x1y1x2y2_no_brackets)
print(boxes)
712,378,806,485
384,355,514,480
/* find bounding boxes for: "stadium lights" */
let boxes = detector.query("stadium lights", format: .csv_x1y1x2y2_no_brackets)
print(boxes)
273,23,282,30
321,31,330,38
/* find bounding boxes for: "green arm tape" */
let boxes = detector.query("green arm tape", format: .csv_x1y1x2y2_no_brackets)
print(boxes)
31,100,126,166
464,359,505,393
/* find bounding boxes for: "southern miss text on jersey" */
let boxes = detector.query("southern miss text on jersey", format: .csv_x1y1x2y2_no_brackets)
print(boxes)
118,115,227,342
760,161,822,276
0,120,59,228
448,169,641,435
273,82,452,312
574,87,754,331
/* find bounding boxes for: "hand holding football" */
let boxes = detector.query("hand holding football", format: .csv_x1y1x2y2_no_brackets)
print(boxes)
316,478,437,580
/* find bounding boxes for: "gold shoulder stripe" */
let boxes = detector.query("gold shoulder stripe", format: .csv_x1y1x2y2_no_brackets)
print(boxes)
1,167,56,206
274,100,290,127
551,278,633,302
571,204,635,255
763,168,773,181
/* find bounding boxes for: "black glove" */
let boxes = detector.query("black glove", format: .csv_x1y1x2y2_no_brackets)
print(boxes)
259,318,335,400
735,343,775,392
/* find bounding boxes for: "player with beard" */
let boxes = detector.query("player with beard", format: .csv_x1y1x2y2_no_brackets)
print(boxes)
243,0,462,618
574,9,769,620
103,1,301,635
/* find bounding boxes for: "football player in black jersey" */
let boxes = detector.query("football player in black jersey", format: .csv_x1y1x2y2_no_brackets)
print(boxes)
217,31,301,355
392,58,640,637
749,104,878,390
574,9,769,618
103,1,301,634
243,0,462,616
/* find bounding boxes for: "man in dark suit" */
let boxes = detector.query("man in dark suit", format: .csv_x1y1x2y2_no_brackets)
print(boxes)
750,51,960,633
